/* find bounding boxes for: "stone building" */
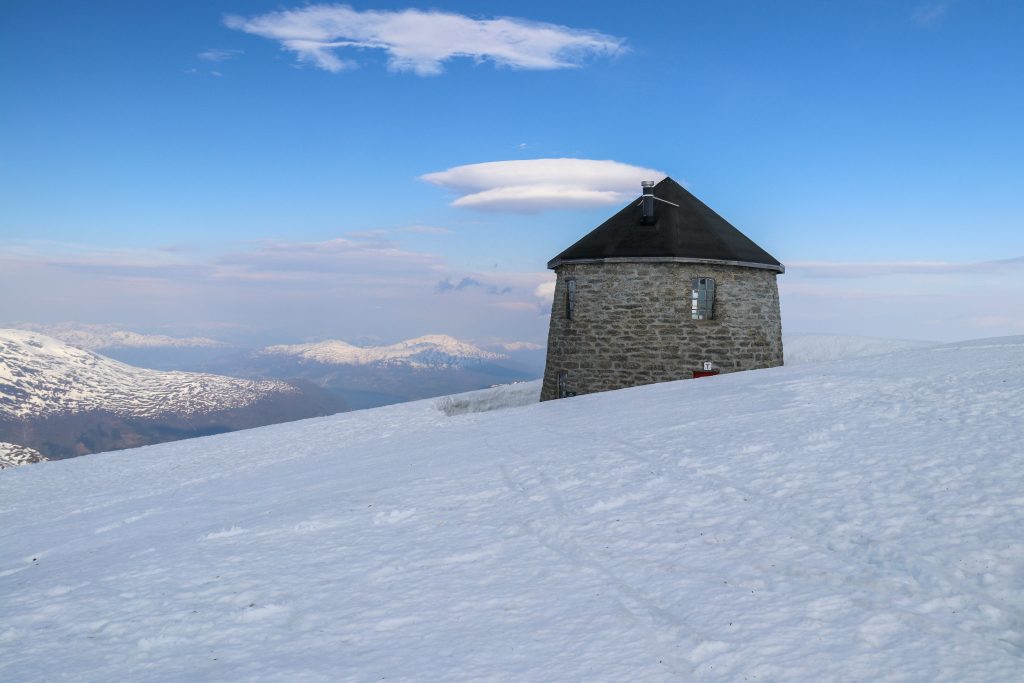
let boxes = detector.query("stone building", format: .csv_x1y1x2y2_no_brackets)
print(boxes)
540,177,784,401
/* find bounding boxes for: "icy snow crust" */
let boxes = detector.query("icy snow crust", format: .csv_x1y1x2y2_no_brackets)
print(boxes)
436,379,541,416
260,333,505,368
1,337,1023,681
0,329,295,419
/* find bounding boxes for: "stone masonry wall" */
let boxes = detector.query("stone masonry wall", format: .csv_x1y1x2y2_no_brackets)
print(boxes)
540,262,783,401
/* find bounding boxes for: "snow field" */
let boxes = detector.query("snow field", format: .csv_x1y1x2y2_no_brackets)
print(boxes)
1,337,1023,681
435,379,541,415
782,333,936,365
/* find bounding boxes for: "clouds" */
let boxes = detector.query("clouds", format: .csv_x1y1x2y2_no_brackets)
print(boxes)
421,159,666,212
198,48,243,62
781,255,1024,340
224,5,624,75
0,237,552,345
533,281,556,301
788,256,1024,278
912,1,956,26
217,237,444,280
435,277,511,295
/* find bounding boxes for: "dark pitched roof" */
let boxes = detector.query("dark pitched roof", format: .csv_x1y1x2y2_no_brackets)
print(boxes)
548,177,784,272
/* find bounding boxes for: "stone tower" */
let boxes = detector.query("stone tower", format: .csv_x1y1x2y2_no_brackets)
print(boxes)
540,177,784,401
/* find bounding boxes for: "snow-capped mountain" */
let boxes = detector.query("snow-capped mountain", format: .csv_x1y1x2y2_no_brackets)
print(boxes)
0,329,293,420
1,337,1021,681
0,329,344,458
260,334,505,368
9,323,226,351
0,442,47,469
251,334,529,409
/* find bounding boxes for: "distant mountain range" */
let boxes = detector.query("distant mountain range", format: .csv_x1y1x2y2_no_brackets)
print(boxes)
8,322,227,351
0,330,345,459
250,335,538,409
260,334,506,368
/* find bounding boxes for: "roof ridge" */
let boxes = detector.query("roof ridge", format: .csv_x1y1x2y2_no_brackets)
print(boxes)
548,177,783,272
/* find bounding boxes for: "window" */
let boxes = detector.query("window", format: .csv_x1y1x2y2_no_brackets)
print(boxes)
557,371,568,399
691,277,715,320
565,279,577,320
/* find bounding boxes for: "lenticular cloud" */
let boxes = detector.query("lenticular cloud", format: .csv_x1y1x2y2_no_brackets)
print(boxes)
420,159,667,213
225,5,625,75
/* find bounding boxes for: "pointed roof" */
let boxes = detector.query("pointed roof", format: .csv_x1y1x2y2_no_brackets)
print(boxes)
548,177,784,273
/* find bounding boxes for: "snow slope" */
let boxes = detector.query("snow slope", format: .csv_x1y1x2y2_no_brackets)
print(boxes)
0,442,47,469
260,334,505,368
0,329,295,419
1,337,1023,681
436,379,541,416
784,333,936,365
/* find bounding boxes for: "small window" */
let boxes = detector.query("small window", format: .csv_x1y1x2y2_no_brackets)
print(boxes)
565,279,577,320
557,371,568,398
691,277,715,320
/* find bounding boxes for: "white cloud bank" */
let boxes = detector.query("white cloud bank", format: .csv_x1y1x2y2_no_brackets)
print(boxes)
421,159,666,212
224,5,625,75
0,237,553,345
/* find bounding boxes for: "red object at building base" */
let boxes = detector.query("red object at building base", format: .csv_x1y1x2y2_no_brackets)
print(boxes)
693,369,720,378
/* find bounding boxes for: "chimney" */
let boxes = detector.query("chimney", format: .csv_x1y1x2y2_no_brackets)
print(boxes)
641,180,655,224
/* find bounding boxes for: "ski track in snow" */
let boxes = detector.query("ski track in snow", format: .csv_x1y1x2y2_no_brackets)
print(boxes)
0,338,1023,681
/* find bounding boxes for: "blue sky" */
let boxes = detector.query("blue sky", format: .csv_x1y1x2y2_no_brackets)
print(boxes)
2,1,1022,345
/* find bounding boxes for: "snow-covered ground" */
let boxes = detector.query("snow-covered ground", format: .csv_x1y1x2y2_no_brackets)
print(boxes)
784,333,936,365
1,337,1022,681
435,379,541,416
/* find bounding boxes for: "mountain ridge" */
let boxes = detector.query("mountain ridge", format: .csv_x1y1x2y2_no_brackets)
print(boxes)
0,329,294,420
8,323,227,350
0,329,344,458
260,333,506,368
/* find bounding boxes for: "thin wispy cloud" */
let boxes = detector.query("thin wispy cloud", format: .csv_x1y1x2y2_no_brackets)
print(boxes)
912,0,956,26
401,225,453,235
198,48,244,62
224,5,625,75
779,255,1024,340
0,238,552,343
216,237,444,279
421,158,665,213
789,256,1024,278
345,225,454,239
435,277,511,295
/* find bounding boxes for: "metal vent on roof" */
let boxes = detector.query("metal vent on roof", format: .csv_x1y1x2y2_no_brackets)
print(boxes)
637,180,680,224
